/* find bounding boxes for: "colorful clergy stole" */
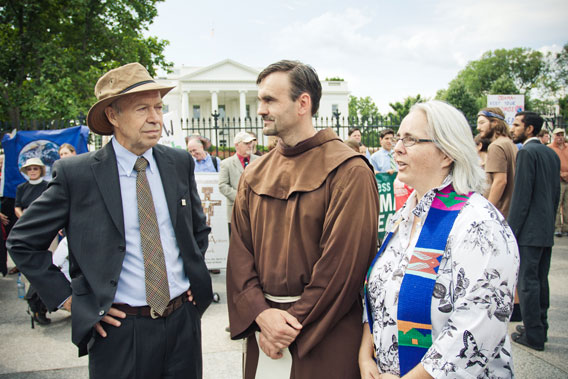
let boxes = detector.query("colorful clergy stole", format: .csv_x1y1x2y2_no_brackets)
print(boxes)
397,185,471,375
363,184,471,374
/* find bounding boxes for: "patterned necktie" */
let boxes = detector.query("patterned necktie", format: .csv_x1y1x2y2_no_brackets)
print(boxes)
389,152,396,171
134,157,170,316
244,157,249,168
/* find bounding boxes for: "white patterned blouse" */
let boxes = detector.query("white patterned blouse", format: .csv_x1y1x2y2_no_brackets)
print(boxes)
365,177,519,378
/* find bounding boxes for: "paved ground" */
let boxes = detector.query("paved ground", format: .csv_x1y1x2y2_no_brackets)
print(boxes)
0,238,567,378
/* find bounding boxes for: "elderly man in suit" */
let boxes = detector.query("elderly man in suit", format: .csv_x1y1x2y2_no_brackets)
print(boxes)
7,63,212,378
218,131,258,235
508,111,560,352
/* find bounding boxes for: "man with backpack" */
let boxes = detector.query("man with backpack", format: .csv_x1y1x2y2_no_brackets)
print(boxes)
187,136,221,172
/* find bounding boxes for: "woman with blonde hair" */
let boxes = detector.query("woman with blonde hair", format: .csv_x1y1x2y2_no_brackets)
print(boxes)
58,143,76,158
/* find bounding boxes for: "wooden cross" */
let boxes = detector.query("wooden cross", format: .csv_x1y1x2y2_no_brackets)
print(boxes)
201,187,222,226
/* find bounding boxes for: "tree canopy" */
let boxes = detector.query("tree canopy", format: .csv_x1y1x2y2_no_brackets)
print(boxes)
348,95,380,124
0,0,171,125
387,94,425,121
437,46,567,118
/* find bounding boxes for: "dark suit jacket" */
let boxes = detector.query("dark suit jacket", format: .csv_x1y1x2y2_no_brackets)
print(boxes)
7,142,213,356
508,139,561,247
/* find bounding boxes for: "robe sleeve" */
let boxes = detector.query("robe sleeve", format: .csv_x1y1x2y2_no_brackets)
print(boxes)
286,163,379,357
226,180,270,339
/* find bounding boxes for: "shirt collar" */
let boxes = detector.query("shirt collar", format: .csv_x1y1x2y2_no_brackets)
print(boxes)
195,153,211,163
236,153,249,168
523,136,540,146
28,178,43,185
386,175,453,233
112,137,155,177
411,175,453,218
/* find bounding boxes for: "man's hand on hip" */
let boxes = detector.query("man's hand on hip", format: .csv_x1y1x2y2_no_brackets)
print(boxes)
255,308,302,349
94,307,127,337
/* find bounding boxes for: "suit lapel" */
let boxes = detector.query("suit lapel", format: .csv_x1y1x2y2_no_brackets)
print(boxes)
91,143,125,238
153,145,178,228
233,155,244,175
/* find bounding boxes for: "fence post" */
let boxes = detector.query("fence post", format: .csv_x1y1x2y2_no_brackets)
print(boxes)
333,109,341,136
212,110,220,157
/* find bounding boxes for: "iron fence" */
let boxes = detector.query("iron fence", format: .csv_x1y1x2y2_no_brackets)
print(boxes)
1,113,566,156
178,112,409,158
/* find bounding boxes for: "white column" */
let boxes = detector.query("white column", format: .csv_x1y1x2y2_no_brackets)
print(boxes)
210,90,218,116
239,90,247,128
181,91,189,122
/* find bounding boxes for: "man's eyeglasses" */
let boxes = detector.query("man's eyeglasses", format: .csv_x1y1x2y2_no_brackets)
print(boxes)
394,136,434,147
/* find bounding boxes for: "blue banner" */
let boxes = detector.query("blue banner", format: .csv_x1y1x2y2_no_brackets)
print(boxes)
1,126,89,198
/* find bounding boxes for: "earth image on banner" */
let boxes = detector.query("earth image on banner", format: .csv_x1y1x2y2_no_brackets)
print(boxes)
18,140,60,180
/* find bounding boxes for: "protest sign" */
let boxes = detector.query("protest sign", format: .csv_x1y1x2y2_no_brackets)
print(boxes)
158,111,186,150
487,95,525,125
376,172,396,240
1,126,89,198
195,172,229,269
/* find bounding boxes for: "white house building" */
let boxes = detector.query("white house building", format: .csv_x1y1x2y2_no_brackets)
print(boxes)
156,59,350,127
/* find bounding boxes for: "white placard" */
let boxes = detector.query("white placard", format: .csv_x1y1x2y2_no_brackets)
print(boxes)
195,172,229,269
487,95,525,125
159,111,186,150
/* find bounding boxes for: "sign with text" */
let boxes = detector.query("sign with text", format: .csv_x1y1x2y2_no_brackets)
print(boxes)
195,172,229,269
376,173,396,240
158,111,186,150
487,95,525,125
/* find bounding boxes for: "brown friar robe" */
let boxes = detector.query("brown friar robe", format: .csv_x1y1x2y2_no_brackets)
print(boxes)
226,128,380,379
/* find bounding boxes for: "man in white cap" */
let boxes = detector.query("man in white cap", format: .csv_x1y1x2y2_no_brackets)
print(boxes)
548,127,568,236
8,62,212,378
218,130,258,236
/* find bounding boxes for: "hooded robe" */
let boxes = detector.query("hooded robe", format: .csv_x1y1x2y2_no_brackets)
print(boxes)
227,128,380,378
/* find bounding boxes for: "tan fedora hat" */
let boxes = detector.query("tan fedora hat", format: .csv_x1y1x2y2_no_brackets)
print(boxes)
86,63,176,136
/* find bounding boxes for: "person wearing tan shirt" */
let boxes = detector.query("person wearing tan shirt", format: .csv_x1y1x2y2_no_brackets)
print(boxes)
548,128,568,236
476,107,518,218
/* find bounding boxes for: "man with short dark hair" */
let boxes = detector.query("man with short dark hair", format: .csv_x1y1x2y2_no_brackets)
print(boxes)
548,128,568,236
369,128,397,174
508,111,560,351
8,63,212,378
348,127,371,158
226,60,379,378
187,137,221,172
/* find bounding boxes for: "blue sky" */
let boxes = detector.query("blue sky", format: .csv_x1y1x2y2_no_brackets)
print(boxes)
146,0,568,112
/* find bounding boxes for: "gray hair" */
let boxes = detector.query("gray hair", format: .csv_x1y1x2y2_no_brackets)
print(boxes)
411,100,487,195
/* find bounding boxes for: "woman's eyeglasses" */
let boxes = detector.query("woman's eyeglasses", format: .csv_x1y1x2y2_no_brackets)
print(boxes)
394,136,434,147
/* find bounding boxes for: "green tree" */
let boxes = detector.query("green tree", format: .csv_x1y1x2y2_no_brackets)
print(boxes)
0,0,172,125
544,43,568,97
387,94,425,121
559,95,568,121
439,81,478,120
348,95,380,124
454,48,547,98
438,46,568,118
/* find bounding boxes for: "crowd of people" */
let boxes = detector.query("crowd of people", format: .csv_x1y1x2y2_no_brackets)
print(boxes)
1,59,563,379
